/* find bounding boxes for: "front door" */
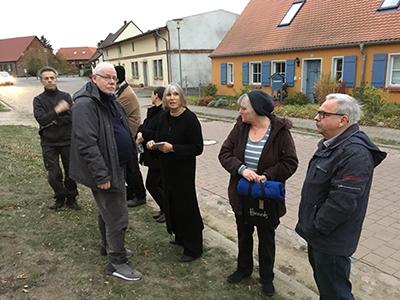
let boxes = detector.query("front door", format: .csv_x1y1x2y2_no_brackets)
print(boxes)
305,60,321,103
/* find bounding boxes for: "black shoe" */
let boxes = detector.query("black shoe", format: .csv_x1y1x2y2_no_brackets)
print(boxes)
179,254,198,262
68,202,81,210
127,197,146,207
49,198,65,210
262,282,275,297
227,270,251,283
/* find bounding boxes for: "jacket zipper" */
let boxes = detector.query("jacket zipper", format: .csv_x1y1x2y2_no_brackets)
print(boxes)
337,184,361,191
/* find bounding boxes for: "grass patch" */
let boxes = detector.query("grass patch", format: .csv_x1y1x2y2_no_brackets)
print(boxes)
0,125,288,299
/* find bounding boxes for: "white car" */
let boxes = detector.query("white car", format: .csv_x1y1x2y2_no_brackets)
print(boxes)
0,71,15,85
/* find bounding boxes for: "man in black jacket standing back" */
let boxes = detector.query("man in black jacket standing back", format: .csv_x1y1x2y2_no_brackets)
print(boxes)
296,94,386,300
33,67,80,210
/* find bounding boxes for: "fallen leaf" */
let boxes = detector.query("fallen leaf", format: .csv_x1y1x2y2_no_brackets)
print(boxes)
17,274,28,279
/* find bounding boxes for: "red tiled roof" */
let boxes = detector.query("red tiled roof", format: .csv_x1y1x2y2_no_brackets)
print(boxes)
211,0,400,57
56,47,97,61
0,36,38,62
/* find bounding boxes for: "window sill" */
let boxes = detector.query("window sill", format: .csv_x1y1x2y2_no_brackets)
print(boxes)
384,87,400,93
227,84,234,88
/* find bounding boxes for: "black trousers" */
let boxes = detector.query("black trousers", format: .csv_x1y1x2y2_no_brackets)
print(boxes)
125,155,146,200
235,213,275,283
145,167,164,211
41,145,78,201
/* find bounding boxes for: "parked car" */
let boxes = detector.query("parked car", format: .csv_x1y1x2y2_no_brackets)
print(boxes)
0,71,15,85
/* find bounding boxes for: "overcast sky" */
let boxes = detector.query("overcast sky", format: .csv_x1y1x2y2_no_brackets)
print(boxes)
2,0,249,51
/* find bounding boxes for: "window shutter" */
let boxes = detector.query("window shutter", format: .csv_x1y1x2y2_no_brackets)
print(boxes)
261,61,271,86
371,54,387,87
242,62,249,85
286,59,295,86
342,55,357,87
221,63,227,85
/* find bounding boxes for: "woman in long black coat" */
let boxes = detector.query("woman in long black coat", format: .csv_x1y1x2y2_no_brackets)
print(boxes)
147,83,204,262
136,86,165,222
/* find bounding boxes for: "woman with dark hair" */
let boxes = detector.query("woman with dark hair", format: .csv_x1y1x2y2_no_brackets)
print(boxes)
147,83,204,263
219,90,298,297
136,86,166,222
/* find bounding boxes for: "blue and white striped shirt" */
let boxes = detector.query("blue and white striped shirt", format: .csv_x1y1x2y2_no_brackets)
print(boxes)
243,126,271,172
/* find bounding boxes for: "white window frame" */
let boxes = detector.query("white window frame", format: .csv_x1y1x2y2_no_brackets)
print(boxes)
378,0,400,11
227,63,234,84
278,1,305,27
132,61,139,78
272,60,286,83
386,53,400,87
250,62,261,85
153,59,163,79
332,56,344,82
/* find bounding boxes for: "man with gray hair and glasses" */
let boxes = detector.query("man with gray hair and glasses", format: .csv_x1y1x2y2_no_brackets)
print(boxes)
296,93,387,300
70,62,142,281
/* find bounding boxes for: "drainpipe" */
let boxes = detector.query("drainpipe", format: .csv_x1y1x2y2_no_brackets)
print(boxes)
359,43,366,86
156,28,170,84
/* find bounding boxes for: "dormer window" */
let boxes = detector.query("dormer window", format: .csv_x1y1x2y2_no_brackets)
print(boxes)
73,51,77,55
278,1,305,27
378,0,400,11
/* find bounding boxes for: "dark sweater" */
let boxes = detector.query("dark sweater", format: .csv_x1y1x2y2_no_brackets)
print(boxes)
33,88,73,146
99,90,134,165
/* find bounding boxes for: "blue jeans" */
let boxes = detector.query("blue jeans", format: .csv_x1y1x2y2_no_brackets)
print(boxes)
308,245,355,300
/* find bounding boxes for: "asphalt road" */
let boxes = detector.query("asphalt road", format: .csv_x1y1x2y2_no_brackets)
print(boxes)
0,76,90,114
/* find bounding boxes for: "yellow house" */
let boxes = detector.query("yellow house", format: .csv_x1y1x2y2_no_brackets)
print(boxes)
99,21,169,87
211,0,400,103
99,10,239,90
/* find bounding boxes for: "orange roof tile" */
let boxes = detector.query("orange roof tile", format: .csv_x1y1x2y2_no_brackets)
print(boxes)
211,0,400,57
0,36,38,62
56,47,97,61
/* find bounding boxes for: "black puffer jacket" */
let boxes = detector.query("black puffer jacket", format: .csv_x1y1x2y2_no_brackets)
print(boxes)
69,81,134,192
295,124,387,256
33,89,73,146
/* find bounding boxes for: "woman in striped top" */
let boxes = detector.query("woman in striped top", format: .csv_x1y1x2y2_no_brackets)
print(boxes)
219,90,298,297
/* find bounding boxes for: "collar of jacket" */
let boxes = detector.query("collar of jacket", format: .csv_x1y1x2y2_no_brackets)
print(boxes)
115,81,128,96
317,124,360,151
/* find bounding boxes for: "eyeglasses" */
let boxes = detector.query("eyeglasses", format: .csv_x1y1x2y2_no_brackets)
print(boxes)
316,110,345,119
95,74,118,82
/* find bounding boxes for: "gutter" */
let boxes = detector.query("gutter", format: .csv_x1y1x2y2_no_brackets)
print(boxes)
210,39,400,58
359,43,366,84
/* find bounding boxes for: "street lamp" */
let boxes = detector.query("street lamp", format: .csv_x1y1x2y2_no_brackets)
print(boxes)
173,18,183,87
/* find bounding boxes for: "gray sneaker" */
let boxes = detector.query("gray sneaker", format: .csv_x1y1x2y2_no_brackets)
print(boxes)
107,261,142,281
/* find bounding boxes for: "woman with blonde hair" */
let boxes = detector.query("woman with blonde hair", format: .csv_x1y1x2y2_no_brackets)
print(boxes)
147,83,204,262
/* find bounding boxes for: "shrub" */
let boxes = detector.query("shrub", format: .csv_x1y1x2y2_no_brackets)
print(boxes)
314,72,340,104
235,85,262,97
215,98,229,108
282,92,310,106
207,100,216,107
198,96,214,106
186,96,199,106
351,84,389,114
274,103,319,119
202,84,218,97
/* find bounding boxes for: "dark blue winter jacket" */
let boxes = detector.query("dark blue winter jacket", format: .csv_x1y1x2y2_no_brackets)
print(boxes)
295,124,386,256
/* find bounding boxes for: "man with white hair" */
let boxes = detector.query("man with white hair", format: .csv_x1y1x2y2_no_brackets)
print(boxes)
70,62,142,281
296,94,386,299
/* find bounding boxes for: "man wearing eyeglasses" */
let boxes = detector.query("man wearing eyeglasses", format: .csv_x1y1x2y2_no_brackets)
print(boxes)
33,67,80,211
70,62,142,281
296,94,386,300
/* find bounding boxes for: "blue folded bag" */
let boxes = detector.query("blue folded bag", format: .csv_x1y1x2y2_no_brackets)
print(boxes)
237,178,285,201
